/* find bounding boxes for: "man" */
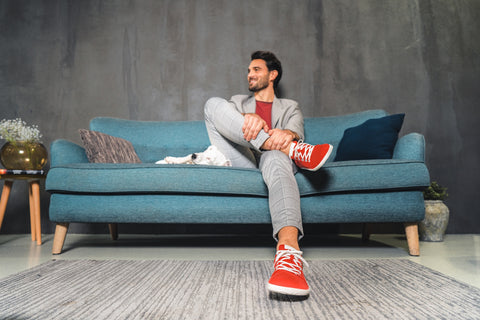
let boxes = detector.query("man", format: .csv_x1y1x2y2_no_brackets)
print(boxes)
204,51,332,297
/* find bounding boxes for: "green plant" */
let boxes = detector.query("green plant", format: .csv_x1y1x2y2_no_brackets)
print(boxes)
423,181,448,201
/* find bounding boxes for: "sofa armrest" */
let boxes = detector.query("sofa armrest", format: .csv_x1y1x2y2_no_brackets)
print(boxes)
393,133,425,162
50,139,89,166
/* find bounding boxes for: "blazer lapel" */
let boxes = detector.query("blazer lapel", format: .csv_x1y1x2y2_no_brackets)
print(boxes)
244,96,256,114
271,96,282,129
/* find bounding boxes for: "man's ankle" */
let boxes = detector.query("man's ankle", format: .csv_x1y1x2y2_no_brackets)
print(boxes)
260,139,294,156
277,226,300,251
280,142,293,156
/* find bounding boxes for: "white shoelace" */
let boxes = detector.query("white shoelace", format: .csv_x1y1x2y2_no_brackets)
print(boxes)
292,142,314,163
274,248,309,276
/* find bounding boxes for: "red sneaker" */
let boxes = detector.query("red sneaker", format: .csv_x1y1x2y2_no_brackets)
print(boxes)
290,141,333,171
267,244,310,296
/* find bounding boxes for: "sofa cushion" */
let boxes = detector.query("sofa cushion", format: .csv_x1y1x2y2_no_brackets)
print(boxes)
79,129,141,164
46,160,429,197
334,114,405,161
296,159,428,196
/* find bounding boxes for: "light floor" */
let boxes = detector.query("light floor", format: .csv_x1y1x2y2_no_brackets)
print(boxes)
1,233,479,289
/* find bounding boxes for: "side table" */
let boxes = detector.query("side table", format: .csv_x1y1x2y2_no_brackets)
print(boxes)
0,169,46,245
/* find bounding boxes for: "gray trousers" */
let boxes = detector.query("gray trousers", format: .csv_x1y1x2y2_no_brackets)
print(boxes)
204,97,303,240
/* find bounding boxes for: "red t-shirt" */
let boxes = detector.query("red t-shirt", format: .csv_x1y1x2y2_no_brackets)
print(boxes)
255,100,273,129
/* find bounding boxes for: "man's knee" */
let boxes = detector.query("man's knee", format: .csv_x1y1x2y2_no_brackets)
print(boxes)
260,151,292,176
204,97,227,119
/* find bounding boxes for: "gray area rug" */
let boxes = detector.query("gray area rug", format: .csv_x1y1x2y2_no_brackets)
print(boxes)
1,259,480,320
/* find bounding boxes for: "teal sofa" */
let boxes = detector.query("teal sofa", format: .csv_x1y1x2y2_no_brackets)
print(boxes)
46,110,430,255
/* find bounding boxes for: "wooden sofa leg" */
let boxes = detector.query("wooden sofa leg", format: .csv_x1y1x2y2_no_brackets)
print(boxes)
52,223,69,255
362,223,371,241
404,223,420,256
108,223,118,240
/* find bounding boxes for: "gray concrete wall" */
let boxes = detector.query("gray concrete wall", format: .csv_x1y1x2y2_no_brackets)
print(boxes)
1,0,479,235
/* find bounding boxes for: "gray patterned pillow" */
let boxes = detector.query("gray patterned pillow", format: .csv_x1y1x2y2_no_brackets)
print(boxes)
79,129,142,163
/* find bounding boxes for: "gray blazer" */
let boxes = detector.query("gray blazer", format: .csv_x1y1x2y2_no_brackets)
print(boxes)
229,95,305,141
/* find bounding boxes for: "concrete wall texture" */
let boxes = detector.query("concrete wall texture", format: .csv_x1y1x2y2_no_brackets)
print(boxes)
1,0,479,235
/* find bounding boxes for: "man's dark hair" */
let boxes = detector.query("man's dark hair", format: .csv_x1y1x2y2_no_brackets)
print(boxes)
251,51,282,89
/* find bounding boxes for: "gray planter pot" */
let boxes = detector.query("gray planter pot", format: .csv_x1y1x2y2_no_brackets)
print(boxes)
419,200,450,242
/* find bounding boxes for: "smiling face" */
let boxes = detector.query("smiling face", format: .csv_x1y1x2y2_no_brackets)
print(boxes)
248,59,276,93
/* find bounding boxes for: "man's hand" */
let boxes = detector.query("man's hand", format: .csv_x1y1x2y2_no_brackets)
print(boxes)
242,113,269,141
262,129,296,151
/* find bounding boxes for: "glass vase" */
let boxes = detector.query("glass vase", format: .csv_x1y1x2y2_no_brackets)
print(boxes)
0,141,48,170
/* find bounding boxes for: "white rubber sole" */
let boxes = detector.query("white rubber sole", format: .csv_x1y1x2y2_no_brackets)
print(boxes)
266,283,311,296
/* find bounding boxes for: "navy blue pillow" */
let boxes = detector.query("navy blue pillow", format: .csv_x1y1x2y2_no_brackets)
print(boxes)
334,114,405,161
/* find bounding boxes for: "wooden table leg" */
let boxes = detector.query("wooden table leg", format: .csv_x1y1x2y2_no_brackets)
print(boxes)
29,180,42,245
0,180,13,231
28,184,36,241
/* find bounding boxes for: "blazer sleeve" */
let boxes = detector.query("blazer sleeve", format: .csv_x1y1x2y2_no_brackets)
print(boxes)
273,98,305,141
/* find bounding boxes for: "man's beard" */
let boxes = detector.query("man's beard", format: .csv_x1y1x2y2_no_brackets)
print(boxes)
248,77,269,92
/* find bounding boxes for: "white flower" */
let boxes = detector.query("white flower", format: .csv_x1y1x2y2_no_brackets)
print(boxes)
0,118,42,143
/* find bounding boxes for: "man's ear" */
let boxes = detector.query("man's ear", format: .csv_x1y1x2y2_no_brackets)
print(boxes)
269,70,278,82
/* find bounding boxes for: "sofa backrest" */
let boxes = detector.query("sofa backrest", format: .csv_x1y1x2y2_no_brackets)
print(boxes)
90,109,388,163
304,109,387,160
90,118,211,163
